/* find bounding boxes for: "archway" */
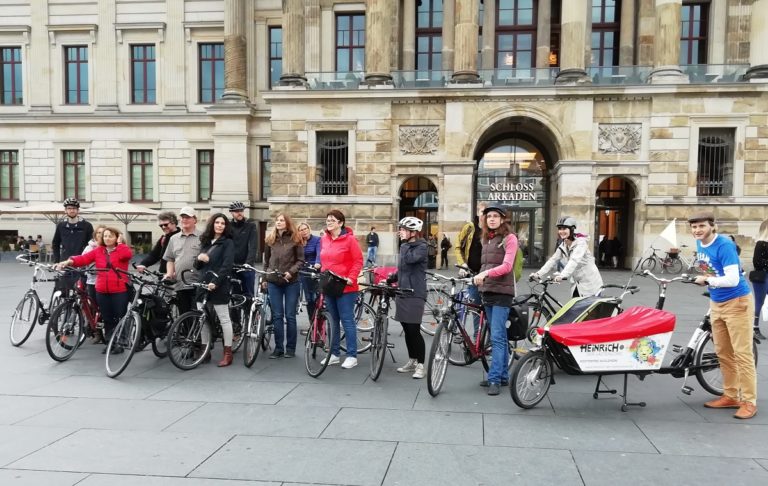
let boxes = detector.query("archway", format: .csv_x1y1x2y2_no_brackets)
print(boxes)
594,177,636,269
399,176,438,237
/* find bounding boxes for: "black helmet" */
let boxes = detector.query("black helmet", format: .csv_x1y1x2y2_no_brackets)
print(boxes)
556,216,577,229
482,205,506,217
63,198,80,208
229,201,246,211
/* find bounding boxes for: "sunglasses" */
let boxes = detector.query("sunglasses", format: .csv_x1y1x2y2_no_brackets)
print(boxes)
159,223,170,228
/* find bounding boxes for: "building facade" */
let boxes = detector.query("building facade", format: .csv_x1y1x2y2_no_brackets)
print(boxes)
1,0,767,266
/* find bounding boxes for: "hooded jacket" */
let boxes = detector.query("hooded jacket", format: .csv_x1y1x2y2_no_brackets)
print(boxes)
320,227,363,294
392,238,428,323
70,243,133,294
538,235,603,296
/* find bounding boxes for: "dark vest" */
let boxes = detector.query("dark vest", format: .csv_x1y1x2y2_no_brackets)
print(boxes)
479,234,515,296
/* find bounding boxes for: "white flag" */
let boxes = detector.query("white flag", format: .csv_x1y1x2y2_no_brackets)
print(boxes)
659,219,677,247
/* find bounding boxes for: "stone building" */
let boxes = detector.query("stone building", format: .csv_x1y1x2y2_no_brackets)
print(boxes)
1,0,767,266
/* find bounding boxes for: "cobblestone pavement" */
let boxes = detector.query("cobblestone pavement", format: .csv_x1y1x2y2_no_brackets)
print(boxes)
0,257,766,485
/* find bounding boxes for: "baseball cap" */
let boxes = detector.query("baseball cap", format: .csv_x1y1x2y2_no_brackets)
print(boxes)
179,206,197,218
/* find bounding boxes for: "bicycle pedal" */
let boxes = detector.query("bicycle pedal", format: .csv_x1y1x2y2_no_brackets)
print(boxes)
681,385,693,395
671,344,683,353
361,336,372,342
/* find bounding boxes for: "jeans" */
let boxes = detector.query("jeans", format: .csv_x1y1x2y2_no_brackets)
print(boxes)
236,270,256,298
484,304,511,385
326,291,358,357
268,281,300,353
711,294,757,404
366,246,377,265
96,291,130,341
752,276,768,325
300,274,318,321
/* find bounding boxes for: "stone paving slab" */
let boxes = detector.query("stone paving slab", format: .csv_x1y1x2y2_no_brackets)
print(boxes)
0,395,73,425
573,450,768,486
23,375,181,400
546,391,705,422
0,425,76,467
0,371,68,395
278,382,419,410
635,419,768,458
148,379,298,404
77,474,281,485
0,469,87,486
190,436,396,485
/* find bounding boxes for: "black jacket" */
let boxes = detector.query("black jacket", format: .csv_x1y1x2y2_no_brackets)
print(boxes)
140,228,180,274
230,217,258,265
391,239,428,323
366,232,379,248
193,237,235,305
52,218,94,263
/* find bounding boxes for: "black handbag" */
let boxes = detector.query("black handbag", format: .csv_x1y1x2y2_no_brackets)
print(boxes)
319,270,348,297
507,303,530,341
749,270,767,283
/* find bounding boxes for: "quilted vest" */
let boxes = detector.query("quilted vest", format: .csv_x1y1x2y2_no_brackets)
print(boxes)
479,234,515,296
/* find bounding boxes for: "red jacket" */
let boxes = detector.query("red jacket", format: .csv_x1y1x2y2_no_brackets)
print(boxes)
320,227,363,294
70,243,133,294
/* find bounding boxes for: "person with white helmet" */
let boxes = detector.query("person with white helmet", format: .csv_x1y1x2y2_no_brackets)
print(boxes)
530,216,603,297
386,216,429,379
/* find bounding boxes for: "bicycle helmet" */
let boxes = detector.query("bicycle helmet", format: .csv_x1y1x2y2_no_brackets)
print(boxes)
398,216,423,232
482,205,506,217
229,201,246,211
63,198,80,208
556,216,577,229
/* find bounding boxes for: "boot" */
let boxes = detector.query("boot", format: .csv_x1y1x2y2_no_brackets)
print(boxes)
217,346,233,367
754,317,766,340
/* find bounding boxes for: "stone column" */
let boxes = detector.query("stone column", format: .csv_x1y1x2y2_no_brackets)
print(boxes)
555,0,589,83
402,0,416,70
305,0,321,73
481,0,496,70
745,0,768,80
535,0,551,69
636,0,655,66
442,0,456,71
648,0,687,83
222,0,248,101
365,0,393,84
163,0,186,110
619,0,636,65
279,0,306,86
452,0,480,83
209,105,254,205
29,3,51,112
95,0,118,111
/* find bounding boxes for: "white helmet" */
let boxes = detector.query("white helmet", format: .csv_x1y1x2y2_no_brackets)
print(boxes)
398,216,423,232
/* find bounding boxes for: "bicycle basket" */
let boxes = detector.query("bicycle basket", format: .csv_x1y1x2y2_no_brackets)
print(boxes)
668,248,680,258
506,303,529,341
319,271,347,297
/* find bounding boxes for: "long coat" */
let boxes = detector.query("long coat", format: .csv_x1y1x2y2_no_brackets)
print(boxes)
538,236,603,296
393,239,428,323
193,237,234,305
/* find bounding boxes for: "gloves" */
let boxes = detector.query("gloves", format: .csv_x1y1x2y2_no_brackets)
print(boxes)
458,269,468,278
385,273,397,285
553,275,564,283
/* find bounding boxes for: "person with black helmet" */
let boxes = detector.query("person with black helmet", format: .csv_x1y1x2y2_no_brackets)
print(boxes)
530,216,603,297
51,198,94,293
228,201,258,298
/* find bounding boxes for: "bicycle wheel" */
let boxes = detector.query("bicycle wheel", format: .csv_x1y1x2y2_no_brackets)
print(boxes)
260,302,273,351
9,292,40,346
341,302,374,354
694,334,759,396
427,321,451,396
510,350,552,409
369,315,388,381
667,257,683,274
105,312,141,378
421,289,450,335
45,302,84,362
479,322,491,373
229,298,246,353
167,311,212,371
243,304,266,368
511,304,552,359
354,297,375,331
305,310,334,378
446,309,478,366
640,257,656,272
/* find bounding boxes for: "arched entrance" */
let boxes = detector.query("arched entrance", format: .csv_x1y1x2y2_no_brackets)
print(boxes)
399,176,438,237
594,177,635,269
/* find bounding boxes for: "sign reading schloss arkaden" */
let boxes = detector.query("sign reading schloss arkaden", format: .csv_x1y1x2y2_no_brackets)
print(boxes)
488,182,537,201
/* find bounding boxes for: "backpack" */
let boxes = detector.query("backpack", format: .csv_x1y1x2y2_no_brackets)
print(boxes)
498,235,524,281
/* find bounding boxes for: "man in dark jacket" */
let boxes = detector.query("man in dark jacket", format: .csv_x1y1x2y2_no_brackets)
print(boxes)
229,201,258,297
52,198,94,293
136,211,180,274
366,227,379,265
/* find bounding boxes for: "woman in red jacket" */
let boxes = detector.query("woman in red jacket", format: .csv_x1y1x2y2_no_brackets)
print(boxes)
319,209,364,369
56,226,133,353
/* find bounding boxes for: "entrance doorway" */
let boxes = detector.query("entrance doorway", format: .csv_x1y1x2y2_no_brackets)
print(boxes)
594,177,635,269
399,177,438,237
508,208,546,266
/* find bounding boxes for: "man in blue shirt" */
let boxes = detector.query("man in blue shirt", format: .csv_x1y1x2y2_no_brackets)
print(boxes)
690,211,757,419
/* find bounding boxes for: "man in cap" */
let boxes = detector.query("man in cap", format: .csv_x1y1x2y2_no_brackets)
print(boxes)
136,211,180,274
163,207,202,314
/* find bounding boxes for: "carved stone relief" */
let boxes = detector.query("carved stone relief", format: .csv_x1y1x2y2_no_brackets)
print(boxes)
399,125,439,155
598,124,642,154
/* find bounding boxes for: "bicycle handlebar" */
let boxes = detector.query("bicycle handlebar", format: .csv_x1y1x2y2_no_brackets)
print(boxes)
359,282,415,296
425,271,473,285
601,283,641,294
640,269,697,284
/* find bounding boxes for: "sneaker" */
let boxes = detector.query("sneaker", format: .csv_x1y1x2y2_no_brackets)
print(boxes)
755,328,767,341
487,383,501,396
321,354,340,366
397,359,418,373
269,350,284,359
412,363,426,379
704,396,742,409
284,350,295,358
480,379,509,387
341,357,358,369
734,402,758,419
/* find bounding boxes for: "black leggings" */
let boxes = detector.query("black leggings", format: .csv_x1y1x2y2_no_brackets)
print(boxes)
96,291,129,341
400,322,425,363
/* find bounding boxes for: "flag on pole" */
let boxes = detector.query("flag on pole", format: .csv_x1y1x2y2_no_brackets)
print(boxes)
659,219,677,247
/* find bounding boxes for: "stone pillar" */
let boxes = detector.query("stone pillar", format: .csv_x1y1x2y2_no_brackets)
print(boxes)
636,0,655,66
745,0,768,80
209,105,254,205
222,0,248,101
29,2,51,112
305,0,321,73
163,0,186,110
556,0,589,84
648,0,688,83
403,0,416,70
452,0,480,83
442,0,456,71
279,0,306,86
535,0,551,69
365,0,393,84
619,0,636,65
481,0,496,70
95,0,118,111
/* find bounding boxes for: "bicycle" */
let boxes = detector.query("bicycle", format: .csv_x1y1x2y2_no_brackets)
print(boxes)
640,246,684,274
45,268,102,362
9,254,65,347
238,265,278,367
300,270,335,378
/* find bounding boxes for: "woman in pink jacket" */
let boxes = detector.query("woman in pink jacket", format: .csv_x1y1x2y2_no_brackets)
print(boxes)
319,209,363,369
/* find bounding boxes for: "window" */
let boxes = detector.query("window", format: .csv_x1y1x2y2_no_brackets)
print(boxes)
496,0,536,71
129,150,153,202
336,14,365,72
697,128,734,197
416,0,443,76
131,45,156,104
317,132,348,196
478,1,484,69
1,47,23,105
591,0,621,75
269,27,282,88
260,146,271,200
680,2,708,65
197,150,213,202
199,43,224,103
0,150,19,200
64,46,88,104
63,150,85,200
549,0,561,67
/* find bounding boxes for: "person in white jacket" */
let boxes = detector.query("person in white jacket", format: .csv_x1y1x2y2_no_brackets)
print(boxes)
530,216,603,297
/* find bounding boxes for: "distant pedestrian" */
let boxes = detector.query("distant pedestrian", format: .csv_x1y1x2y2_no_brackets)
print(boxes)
440,233,452,269
366,227,379,266
750,219,768,340
427,234,437,269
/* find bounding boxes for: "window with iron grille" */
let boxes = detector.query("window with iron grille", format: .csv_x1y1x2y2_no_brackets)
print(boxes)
64,46,88,104
1,47,23,105
63,150,85,200
199,43,224,103
260,146,271,200
317,132,348,196
495,0,536,70
269,27,282,88
680,2,708,65
131,44,156,104
130,150,153,202
197,150,214,202
697,128,734,197
0,150,19,201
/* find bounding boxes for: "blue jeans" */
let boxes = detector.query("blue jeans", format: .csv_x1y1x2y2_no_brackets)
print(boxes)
236,270,255,298
753,276,768,324
326,291,358,357
268,281,300,353
366,246,377,265
484,304,511,384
